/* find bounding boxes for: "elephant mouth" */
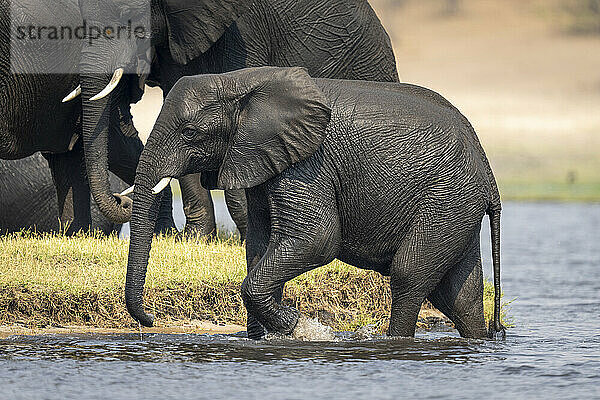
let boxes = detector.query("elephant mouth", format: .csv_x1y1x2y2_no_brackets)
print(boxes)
151,177,174,195
62,69,124,103
120,176,175,198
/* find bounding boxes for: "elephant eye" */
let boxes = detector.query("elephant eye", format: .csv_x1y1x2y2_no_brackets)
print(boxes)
182,128,197,141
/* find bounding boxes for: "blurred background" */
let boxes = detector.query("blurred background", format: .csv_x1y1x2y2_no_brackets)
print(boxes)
132,0,600,202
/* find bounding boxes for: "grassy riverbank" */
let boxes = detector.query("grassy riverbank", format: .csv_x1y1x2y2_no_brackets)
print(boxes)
0,233,505,333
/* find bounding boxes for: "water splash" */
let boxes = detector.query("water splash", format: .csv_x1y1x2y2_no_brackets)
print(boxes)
291,316,336,341
353,324,379,340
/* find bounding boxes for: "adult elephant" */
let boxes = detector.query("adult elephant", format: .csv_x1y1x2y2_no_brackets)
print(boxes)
0,153,125,235
69,0,399,239
0,0,175,234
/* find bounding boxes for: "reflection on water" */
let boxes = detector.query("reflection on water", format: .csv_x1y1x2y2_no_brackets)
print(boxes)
1,203,599,399
1,331,492,364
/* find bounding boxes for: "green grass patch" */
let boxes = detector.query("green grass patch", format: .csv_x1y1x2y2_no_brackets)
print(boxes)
0,232,506,332
499,181,600,202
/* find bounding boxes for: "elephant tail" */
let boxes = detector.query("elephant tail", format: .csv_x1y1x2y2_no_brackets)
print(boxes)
487,205,506,338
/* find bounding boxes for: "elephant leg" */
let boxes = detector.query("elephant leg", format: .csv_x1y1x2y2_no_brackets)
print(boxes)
224,189,248,241
107,132,176,234
180,173,216,238
241,239,326,337
428,233,487,339
241,193,340,337
43,141,92,234
244,186,271,339
388,220,463,338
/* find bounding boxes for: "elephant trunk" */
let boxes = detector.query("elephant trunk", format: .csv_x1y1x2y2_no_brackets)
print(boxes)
125,160,162,327
81,72,133,224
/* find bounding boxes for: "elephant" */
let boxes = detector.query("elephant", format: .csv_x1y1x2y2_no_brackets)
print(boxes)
0,0,175,234
123,67,506,340
69,0,399,240
0,153,125,235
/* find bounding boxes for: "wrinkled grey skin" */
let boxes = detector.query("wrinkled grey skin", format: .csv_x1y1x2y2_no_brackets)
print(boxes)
0,0,175,234
76,0,398,239
0,153,125,235
125,67,506,340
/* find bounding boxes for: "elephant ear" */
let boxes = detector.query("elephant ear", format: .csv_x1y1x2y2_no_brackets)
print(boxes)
163,0,253,65
217,67,332,190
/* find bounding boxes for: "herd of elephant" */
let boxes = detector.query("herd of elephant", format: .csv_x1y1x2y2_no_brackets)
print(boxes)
1,0,505,340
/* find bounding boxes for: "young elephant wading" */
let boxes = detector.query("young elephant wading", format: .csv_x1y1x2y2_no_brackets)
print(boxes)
126,67,506,339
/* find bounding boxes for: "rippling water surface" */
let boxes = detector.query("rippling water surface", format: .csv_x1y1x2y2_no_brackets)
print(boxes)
1,202,599,399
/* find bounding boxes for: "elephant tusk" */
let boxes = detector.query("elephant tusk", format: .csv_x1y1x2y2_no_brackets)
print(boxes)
67,133,80,151
62,85,81,103
152,177,172,195
120,185,135,196
90,68,124,101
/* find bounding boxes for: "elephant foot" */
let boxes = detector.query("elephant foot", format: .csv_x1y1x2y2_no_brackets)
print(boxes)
63,222,93,236
237,227,247,243
246,318,266,340
291,316,335,342
154,216,178,235
487,321,507,340
183,222,216,241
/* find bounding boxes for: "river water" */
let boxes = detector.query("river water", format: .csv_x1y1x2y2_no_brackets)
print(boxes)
1,202,599,399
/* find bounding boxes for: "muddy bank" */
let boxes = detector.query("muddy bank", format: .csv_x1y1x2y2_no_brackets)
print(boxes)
0,308,450,340
0,320,246,339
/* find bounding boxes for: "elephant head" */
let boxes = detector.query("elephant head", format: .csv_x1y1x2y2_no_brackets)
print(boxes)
125,67,331,326
67,0,252,223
